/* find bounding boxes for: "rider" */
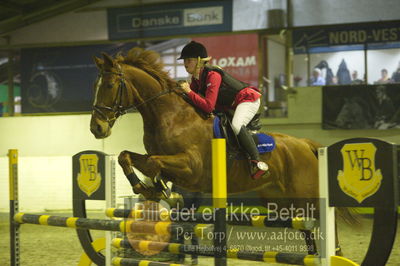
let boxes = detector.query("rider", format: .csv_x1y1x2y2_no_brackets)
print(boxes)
177,41,269,179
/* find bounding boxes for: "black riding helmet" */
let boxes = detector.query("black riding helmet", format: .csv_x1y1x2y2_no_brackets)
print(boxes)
177,41,208,60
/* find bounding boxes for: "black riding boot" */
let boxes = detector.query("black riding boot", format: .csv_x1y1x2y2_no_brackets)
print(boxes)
237,126,269,179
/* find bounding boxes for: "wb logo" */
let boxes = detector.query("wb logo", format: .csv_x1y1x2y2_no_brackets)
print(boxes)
337,143,382,203
81,158,97,181
77,154,102,197
345,149,373,181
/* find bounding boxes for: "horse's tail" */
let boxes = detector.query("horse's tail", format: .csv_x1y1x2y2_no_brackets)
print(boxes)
336,207,361,226
302,138,322,158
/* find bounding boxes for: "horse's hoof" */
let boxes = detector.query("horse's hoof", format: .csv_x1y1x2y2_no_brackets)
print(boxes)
132,184,143,194
163,192,184,208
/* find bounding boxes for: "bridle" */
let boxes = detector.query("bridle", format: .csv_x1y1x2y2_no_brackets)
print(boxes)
92,64,171,124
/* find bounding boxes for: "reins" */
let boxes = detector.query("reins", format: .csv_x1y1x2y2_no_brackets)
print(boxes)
92,64,172,124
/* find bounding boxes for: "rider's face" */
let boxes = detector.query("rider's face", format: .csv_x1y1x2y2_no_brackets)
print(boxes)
184,58,198,75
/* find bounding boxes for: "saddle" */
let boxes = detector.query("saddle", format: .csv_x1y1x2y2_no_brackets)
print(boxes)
213,113,275,168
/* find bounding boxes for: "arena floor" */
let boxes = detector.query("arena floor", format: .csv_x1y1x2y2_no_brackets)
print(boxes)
0,212,399,266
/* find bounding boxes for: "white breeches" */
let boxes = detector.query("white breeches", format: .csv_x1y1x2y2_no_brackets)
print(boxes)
231,98,261,135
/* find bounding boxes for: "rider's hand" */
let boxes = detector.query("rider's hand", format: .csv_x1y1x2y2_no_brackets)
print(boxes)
178,81,191,94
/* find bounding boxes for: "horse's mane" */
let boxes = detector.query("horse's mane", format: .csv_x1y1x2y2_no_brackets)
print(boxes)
116,47,176,90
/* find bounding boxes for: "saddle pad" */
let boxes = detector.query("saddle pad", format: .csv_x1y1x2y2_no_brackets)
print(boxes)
256,133,276,153
213,117,276,153
213,116,223,138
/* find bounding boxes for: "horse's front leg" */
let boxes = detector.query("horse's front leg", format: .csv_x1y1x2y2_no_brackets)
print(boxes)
118,150,196,200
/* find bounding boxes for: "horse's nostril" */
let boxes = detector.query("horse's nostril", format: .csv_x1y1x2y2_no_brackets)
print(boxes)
97,124,102,134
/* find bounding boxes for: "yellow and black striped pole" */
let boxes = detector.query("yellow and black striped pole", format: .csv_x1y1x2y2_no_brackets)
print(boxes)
112,238,319,265
106,207,316,230
8,149,19,266
112,257,184,266
212,138,227,266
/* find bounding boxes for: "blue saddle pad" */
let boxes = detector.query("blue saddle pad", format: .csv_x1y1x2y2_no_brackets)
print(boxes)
213,117,275,154
255,133,276,153
213,116,223,138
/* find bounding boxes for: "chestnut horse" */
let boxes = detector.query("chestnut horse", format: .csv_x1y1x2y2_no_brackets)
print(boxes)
90,48,319,204
89,48,356,255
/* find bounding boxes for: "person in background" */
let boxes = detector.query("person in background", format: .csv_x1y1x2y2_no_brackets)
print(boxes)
351,70,363,84
375,68,391,84
390,62,400,83
331,76,338,85
310,68,326,86
177,41,269,179
374,85,395,129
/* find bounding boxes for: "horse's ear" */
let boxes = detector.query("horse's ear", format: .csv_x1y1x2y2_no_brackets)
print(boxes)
101,52,114,68
93,56,103,69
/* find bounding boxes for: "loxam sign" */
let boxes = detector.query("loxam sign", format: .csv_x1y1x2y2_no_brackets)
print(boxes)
108,1,232,40
211,56,256,68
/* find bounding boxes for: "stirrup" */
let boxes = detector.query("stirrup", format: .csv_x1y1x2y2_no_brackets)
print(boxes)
153,175,171,199
250,160,269,180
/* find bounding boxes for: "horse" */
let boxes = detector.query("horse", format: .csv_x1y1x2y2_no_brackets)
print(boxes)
89,47,354,254
335,97,373,129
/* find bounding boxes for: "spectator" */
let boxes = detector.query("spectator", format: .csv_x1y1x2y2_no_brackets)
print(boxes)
374,85,395,129
351,70,363,84
310,68,326,86
390,62,400,83
336,59,352,85
375,68,391,84
331,76,338,85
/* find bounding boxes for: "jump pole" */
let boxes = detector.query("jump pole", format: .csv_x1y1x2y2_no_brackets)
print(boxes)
9,150,116,266
212,138,227,266
105,208,315,230
9,149,19,266
318,147,337,266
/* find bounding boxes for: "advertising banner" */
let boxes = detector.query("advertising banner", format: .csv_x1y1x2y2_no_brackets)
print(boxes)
21,43,137,114
322,84,400,130
293,21,400,54
108,0,232,40
193,34,259,86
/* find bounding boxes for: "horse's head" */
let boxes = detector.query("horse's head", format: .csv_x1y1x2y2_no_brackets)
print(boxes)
90,53,132,139
90,49,179,139
335,97,370,129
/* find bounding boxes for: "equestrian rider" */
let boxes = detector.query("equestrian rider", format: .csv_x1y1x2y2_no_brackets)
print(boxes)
177,41,269,179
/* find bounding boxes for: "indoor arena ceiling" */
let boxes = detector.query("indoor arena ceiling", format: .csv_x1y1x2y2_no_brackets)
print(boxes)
0,0,103,37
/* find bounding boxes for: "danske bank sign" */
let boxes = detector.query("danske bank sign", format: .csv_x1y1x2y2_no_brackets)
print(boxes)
108,1,232,40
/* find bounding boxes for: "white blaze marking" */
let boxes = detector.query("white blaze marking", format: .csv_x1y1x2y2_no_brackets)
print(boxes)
93,76,102,105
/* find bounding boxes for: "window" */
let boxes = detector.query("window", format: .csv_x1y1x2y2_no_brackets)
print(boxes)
159,42,189,80
367,47,400,84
